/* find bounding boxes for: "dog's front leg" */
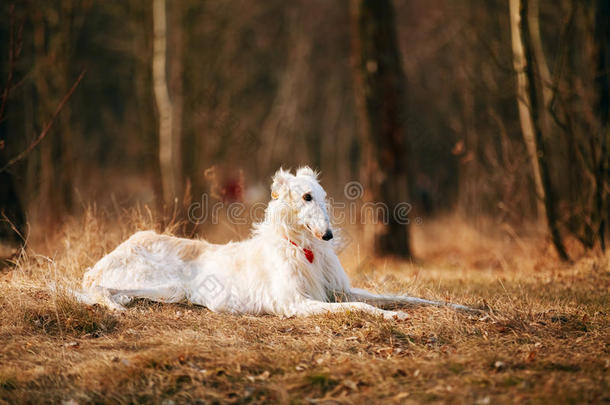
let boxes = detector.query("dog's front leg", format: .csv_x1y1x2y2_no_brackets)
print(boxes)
346,288,477,312
295,299,408,320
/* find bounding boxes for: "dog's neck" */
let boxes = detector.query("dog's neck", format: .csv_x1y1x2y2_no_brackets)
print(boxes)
250,200,349,301
255,223,338,300
286,238,314,263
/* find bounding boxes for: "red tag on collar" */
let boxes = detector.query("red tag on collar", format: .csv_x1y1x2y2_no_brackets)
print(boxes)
289,239,314,263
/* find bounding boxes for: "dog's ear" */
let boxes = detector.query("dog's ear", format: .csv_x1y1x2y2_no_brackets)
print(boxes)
271,168,292,200
296,166,318,179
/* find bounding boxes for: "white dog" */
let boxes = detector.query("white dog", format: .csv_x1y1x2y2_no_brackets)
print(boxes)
78,167,474,319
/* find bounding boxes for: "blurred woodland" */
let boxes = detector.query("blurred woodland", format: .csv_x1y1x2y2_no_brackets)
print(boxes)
0,0,608,260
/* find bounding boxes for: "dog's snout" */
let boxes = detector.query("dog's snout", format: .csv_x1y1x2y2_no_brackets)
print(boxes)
322,230,333,241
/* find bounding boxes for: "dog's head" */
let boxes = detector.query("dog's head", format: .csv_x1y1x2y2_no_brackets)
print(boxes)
270,167,333,241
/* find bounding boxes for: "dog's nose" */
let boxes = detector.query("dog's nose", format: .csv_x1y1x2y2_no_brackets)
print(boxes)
322,230,333,241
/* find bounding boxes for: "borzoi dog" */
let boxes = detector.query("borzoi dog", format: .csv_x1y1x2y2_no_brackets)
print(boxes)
78,167,473,319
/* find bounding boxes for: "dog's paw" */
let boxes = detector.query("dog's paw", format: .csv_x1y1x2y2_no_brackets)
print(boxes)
383,310,409,321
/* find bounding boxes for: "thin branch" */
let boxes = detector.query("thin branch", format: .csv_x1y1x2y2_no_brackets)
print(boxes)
0,70,86,173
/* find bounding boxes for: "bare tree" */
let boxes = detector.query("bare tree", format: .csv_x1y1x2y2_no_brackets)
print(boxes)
510,0,569,260
0,7,26,246
1,4,84,245
153,0,181,206
509,0,545,219
352,0,412,258
30,3,83,222
593,0,609,251
169,1,184,205
528,0,553,135
260,8,313,175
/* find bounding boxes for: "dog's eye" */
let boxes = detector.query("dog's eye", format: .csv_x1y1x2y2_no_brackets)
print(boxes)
303,193,312,202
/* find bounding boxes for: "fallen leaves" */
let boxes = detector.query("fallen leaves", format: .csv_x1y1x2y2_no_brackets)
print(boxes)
63,341,79,349
494,360,506,371
527,350,537,362
246,370,270,382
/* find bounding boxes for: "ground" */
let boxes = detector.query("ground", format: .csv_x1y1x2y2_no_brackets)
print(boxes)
0,212,608,404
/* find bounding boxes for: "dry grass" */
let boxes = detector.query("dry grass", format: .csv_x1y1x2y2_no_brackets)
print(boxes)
1,211,609,404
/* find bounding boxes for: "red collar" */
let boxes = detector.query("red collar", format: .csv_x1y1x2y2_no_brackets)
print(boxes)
288,239,314,263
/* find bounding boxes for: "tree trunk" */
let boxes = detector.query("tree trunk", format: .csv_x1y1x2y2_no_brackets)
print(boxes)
509,0,545,220
352,0,412,258
528,0,553,132
32,9,74,223
153,0,180,206
594,0,609,251
170,1,184,207
260,8,312,175
513,0,569,261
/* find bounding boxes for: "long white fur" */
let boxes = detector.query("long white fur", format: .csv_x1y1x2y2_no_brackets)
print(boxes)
78,167,474,319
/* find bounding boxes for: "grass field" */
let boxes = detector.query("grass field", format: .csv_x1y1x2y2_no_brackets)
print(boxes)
0,212,608,404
